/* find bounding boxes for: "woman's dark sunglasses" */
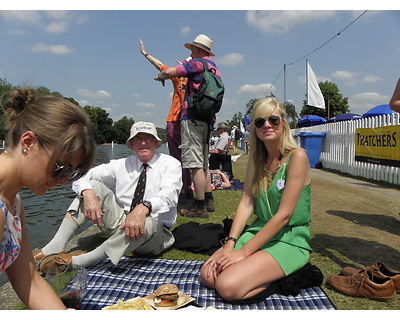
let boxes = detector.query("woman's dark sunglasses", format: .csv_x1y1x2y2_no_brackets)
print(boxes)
36,135,83,182
254,116,281,128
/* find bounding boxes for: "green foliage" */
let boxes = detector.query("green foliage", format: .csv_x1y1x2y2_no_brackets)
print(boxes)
0,78,173,146
301,81,350,119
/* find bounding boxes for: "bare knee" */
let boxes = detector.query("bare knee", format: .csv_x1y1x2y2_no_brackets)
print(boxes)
214,277,243,301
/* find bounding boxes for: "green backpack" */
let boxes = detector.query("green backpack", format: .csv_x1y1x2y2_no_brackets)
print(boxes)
188,59,225,122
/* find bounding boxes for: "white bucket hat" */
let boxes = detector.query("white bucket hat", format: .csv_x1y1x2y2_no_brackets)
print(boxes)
126,121,163,148
184,34,215,56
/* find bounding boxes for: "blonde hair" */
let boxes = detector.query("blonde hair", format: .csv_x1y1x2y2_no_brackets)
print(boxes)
246,97,299,197
3,88,96,178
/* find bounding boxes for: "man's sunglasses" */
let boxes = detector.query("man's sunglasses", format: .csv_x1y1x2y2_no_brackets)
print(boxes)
254,116,281,128
36,135,83,182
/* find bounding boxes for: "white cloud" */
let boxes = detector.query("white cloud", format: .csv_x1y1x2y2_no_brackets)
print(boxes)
44,20,69,34
131,93,140,98
77,89,112,99
181,26,191,36
237,83,275,97
362,74,383,83
216,53,245,66
30,42,73,54
332,70,383,86
348,92,389,114
137,102,156,108
246,10,336,34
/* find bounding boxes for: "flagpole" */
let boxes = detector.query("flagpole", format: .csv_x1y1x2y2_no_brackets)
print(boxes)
305,59,308,105
284,63,286,104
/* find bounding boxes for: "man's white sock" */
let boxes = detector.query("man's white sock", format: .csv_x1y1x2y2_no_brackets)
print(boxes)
72,246,108,268
41,217,78,255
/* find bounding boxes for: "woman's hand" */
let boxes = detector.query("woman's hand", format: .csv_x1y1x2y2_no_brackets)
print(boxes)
202,247,226,279
215,248,247,273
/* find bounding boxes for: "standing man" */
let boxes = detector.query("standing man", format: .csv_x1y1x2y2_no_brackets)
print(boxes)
155,34,222,218
35,122,182,271
139,39,193,204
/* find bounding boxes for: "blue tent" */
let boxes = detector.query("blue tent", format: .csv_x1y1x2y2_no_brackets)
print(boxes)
296,115,327,128
327,113,362,123
362,104,397,118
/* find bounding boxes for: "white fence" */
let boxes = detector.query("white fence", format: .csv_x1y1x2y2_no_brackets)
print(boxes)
291,114,400,185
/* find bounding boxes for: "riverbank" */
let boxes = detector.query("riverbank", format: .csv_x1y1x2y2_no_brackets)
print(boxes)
1,154,400,310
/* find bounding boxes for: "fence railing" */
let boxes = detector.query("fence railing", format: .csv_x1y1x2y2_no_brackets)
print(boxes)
291,114,400,185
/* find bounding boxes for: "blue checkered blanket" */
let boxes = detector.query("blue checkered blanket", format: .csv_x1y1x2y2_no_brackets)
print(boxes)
80,257,335,310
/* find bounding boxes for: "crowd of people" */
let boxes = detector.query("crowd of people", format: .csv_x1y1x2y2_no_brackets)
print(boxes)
1,30,399,309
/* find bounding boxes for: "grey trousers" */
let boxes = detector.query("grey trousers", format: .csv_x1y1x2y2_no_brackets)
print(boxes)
67,181,175,265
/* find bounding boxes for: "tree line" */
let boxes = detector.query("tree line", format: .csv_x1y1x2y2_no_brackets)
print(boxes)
1,78,349,144
0,78,166,145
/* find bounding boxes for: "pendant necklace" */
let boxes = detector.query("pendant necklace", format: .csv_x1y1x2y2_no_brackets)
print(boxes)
266,153,283,184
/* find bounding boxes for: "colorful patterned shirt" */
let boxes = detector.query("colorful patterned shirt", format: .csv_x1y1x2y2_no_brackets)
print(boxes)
175,57,222,121
0,195,22,273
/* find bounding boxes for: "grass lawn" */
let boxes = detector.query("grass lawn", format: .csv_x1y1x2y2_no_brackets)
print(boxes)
13,152,398,310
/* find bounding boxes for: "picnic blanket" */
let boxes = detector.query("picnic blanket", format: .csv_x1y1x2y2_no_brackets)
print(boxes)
226,179,243,190
79,257,335,310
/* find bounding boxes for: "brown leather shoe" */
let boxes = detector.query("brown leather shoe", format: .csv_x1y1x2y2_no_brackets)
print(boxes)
180,202,208,218
327,270,397,301
206,198,215,212
32,248,66,262
341,261,400,293
37,251,85,274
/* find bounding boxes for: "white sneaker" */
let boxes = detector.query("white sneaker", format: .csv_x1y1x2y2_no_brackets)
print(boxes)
231,154,242,163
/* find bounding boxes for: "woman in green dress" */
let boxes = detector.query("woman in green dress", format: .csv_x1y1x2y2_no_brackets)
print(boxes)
200,97,312,301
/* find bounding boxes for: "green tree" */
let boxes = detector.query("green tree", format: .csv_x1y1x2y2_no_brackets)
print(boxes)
227,111,243,131
300,81,350,119
83,105,114,144
113,116,134,144
284,101,298,128
244,98,259,115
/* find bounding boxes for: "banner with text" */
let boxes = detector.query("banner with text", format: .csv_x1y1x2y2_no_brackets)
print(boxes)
355,125,400,167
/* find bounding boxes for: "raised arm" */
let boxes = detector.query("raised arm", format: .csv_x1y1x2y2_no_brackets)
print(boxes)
139,39,163,71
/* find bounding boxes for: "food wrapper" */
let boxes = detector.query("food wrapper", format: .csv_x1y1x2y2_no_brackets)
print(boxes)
142,291,195,310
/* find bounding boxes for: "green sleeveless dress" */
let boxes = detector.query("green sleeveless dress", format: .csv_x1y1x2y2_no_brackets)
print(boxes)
235,153,312,275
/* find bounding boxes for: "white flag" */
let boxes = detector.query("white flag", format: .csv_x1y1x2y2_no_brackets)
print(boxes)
307,61,325,109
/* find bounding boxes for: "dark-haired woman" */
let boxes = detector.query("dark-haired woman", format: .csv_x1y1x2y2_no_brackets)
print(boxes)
0,89,95,309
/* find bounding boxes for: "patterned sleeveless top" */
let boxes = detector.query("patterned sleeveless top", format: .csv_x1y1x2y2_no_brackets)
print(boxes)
0,195,22,273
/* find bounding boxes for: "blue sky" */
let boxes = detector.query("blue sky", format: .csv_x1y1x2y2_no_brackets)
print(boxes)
1,8,400,128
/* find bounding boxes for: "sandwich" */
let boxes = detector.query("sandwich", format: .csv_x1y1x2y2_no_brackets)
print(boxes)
153,283,180,307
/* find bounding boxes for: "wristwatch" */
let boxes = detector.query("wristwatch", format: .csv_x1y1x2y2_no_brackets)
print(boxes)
142,200,152,213
224,236,237,244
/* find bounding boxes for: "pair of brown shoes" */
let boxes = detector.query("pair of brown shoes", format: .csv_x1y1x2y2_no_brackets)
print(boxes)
37,251,85,274
327,260,399,301
180,201,208,218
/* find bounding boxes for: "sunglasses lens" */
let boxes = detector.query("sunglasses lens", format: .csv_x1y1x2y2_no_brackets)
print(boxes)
254,118,266,128
269,116,281,126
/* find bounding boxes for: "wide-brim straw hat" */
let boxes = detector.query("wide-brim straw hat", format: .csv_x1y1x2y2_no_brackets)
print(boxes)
184,34,215,56
126,121,163,148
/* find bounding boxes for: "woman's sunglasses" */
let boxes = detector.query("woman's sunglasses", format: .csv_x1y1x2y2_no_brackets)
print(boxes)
254,116,281,128
36,135,83,182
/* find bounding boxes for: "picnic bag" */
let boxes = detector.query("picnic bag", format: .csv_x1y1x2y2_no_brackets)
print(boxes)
188,59,224,122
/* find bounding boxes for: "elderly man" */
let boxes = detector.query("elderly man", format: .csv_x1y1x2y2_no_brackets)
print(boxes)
35,122,182,271
209,122,241,180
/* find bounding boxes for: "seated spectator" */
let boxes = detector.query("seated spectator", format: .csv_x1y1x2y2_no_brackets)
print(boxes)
209,122,241,179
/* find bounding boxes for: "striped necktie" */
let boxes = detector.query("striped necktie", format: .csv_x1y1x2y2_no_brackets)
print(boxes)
130,163,148,211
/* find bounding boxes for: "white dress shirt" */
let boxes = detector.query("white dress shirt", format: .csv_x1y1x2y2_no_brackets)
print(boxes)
72,152,182,227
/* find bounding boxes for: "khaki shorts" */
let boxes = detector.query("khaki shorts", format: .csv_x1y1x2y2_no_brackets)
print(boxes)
180,119,210,170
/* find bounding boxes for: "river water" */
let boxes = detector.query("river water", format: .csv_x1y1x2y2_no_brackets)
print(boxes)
1,144,169,286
